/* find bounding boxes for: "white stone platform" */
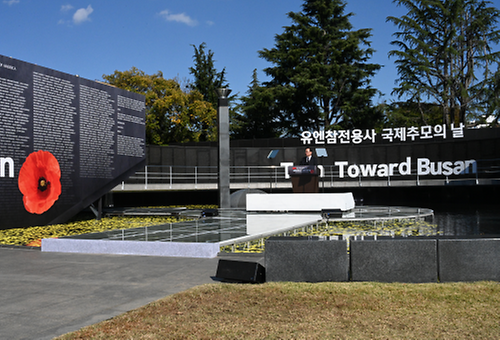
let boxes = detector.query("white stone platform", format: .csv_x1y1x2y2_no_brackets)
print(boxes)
246,193,355,212
41,211,322,258
42,238,221,258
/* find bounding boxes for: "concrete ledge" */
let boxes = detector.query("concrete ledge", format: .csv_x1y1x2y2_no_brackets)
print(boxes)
350,239,438,283
438,238,500,282
247,193,355,212
265,238,349,282
42,238,220,258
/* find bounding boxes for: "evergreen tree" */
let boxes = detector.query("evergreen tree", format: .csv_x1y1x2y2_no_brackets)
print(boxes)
387,0,500,125
189,42,228,108
189,42,240,139
382,102,443,128
234,69,282,138
258,0,382,136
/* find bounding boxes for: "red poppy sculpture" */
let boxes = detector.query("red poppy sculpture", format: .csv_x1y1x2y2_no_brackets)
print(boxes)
18,150,61,214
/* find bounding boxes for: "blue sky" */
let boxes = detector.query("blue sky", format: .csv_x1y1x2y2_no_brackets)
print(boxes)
1,0,499,105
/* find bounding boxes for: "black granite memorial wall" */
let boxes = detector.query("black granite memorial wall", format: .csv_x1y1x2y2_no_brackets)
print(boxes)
129,128,500,208
147,128,500,175
0,55,145,229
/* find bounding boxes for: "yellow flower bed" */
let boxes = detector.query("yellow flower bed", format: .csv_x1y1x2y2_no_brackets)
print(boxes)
0,205,218,247
0,215,190,247
221,218,439,254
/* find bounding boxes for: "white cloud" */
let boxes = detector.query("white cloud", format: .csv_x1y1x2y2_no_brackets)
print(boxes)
61,4,74,12
159,10,198,27
73,5,93,25
3,0,20,5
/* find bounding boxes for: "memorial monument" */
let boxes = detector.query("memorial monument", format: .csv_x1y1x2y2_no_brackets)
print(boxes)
0,55,146,229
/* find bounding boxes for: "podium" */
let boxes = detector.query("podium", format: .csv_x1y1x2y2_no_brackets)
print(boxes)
288,165,319,193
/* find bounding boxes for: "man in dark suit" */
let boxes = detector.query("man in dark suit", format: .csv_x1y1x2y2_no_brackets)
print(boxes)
299,147,318,165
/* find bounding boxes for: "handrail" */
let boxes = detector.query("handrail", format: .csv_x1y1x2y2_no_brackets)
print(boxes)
116,160,500,191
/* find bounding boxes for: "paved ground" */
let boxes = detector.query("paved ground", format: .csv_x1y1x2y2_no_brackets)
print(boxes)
0,247,264,340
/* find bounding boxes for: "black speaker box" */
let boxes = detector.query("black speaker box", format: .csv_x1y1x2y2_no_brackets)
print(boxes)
215,259,265,283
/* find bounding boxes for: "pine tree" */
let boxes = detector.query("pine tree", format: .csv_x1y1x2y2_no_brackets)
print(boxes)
234,69,282,138
258,0,381,136
387,0,500,125
189,42,228,108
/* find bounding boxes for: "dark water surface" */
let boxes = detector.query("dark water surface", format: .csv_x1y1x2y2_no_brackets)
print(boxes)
342,186,500,237
433,204,500,236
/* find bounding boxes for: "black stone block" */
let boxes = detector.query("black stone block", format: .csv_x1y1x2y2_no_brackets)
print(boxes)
438,238,500,282
350,239,437,283
265,238,349,282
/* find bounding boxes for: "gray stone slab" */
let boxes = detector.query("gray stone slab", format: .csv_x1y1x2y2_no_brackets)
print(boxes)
438,238,500,282
0,248,219,340
265,238,349,282
351,238,438,283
